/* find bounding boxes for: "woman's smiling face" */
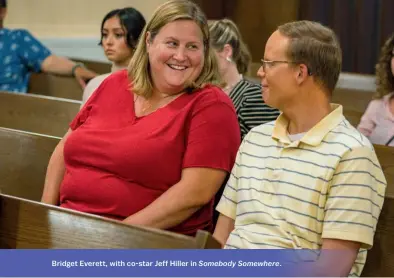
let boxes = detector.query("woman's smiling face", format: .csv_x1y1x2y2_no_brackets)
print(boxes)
146,19,205,94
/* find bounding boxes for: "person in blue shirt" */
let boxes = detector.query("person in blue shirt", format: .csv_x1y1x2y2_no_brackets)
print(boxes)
0,0,97,93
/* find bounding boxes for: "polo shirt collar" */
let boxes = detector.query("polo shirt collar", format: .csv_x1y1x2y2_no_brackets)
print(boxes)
272,104,344,146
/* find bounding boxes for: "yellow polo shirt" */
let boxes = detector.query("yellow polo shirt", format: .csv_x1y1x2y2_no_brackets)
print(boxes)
217,104,386,277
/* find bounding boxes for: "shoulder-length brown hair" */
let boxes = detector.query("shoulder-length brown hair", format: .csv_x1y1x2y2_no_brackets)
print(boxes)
128,0,221,98
375,33,394,99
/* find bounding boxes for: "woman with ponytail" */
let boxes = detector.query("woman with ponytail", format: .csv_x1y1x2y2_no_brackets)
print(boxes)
209,19,280,138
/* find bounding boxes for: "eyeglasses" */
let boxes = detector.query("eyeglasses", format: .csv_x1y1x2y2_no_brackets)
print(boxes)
260,59,295,71
260,59,313,75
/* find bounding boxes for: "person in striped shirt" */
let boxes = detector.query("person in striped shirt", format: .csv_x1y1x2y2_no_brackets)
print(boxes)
209,19,280,139
214,20,387,277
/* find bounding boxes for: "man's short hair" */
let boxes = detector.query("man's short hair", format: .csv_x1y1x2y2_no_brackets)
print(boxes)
0,0,6,8
278,20,342,94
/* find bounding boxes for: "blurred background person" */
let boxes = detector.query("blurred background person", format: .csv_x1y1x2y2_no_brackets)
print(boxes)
0,0,97,94
209,18,280,139
358,33,394,146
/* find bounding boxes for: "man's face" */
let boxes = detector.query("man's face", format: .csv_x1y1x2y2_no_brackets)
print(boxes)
257,30,299,111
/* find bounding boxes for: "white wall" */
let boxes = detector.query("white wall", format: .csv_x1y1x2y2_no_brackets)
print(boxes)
4,0,167,61
5,0,166,38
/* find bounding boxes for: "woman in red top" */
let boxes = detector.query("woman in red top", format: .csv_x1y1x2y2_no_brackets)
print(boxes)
41,0,241,236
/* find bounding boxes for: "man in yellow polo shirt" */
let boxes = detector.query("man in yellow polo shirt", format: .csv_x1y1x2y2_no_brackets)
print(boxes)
214,20,386,277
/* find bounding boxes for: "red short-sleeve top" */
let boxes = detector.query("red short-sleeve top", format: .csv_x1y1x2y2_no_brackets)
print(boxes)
60,70,241,235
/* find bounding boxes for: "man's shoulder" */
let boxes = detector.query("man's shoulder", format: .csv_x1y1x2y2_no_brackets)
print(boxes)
243,121,276,143
0,28,38,46
250,120,276,132
2,28,31,37
327,119,373,150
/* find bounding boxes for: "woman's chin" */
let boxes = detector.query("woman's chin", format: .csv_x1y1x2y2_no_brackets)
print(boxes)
162,81,188,93
106,55,118,63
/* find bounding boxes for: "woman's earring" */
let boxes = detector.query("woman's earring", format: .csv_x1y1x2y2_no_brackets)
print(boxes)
226,56,232,62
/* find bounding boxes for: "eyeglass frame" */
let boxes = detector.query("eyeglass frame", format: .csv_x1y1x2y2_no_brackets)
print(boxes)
260,59,313,76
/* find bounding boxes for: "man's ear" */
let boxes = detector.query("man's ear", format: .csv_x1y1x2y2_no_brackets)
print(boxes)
295,64,310,85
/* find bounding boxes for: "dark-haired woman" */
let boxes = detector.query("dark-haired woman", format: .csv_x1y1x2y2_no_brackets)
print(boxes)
82,7,146,104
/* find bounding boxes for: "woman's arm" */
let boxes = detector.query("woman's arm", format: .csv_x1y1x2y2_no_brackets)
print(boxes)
357,100,379,136
213,214,235,247
124,91,240,229
123,167,227,229
41,130,71,205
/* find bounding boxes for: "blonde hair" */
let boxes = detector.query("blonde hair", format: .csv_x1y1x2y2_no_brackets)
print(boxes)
209,19,251,75
278,20,342,94
128,0,221,98
375,33,394,99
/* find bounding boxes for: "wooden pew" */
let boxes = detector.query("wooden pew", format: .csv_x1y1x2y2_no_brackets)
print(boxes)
332,88,374,127
0,91,80,137
1,125,393,203
363,196,394,276
362,145,394,276
1,128,392,253
0,127,221,249
0,193,220,249
374,145,394,196
0,128,60,202
28,60,111,100
28,73,83,100
73,58,112,75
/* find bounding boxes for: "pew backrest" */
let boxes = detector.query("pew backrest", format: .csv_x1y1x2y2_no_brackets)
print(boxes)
0,91,80,137
72,58,112,75
363,195,394,276
331,88,374,127
0,128,60,202
28,73,83,100
374,145,394,196
362,145,394,276
28,59,112,99
0,193,220,249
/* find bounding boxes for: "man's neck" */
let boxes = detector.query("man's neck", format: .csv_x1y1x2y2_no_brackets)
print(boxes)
285,90,332,135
